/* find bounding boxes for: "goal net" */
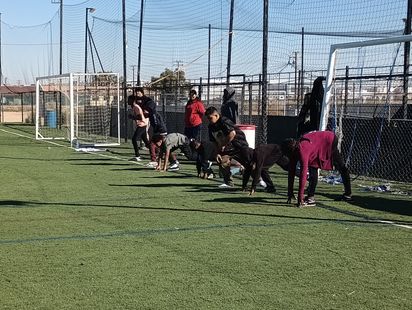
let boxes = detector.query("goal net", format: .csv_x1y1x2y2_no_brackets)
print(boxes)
320,35,412,183
35,73,120,147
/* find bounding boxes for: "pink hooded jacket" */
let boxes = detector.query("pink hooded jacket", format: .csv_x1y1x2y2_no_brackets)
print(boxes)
288,130,336,203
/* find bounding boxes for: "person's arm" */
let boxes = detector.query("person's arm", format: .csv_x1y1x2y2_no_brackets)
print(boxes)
242,163,252,191
218,130,236,148
250,154,264,193
197,101,206,117
277,155,290,172
287,157,297,203
297,152,309,204
156,144,165,170
163,148,171,172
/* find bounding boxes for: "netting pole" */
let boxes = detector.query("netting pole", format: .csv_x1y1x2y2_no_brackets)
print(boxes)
137,0,144,86
226,0,234,85
403,0,412,119
122,0,128,142
261,0,269,144
207,24,211,105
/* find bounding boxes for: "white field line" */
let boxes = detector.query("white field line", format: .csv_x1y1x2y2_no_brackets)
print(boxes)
0,128,145,166
377,220,412,230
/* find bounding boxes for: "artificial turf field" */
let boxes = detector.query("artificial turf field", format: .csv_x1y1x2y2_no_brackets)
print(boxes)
0,124,411,310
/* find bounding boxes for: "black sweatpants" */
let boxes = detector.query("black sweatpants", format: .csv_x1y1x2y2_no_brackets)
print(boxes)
307,137,352,197
132,126,149,157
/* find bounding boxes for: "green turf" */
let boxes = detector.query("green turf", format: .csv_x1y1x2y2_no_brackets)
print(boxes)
0,124,411,309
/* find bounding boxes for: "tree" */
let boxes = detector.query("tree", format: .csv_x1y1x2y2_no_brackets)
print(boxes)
149,68,191,93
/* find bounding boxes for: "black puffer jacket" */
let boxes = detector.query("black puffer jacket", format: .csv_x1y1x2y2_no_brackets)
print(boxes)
221,87,238,124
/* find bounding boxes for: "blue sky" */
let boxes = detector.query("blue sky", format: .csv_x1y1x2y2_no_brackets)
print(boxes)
0,0,407,85
1,0,59,26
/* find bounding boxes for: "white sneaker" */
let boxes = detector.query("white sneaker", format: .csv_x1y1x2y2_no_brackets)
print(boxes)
259,179,267,188
207,173,214,179
218,183,232,188
168,166,180,172
129,156,142,162
145,161,158,168
169,162,179,169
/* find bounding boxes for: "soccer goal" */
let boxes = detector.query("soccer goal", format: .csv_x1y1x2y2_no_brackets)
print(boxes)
35,72,121,147
320,34,412,183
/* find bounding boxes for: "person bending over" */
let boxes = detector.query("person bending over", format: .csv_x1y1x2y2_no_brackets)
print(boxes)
281,130,352,207
205,106,252,187
242,144,290,195
154,133,191,172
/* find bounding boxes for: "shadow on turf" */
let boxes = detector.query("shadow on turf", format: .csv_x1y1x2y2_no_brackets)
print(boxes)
2,199,411,227
322,193,412,216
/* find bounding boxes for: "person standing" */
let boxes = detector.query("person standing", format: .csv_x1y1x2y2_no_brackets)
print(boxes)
281,130,352,207
221,87,239,124
128,99,149,161
184,89,205,140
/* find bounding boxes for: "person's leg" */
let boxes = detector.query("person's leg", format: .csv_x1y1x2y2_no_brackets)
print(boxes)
307,167,318,198
220,155,233,186
180,143,193,160
149,141,157,162
193,125,201,141
261,169,275,192
332,139,352,197
184,127,191,139
140,126,150,148
131,128,140,157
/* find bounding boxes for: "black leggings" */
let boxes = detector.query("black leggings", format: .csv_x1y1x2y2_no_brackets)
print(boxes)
307,137,351,197
132,126,149,157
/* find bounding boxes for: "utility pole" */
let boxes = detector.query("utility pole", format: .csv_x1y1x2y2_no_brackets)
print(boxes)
130,65,137,87
174,60,183,97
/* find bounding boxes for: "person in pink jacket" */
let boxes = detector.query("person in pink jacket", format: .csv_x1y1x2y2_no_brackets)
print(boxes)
184,89,205,140
281,130,352,207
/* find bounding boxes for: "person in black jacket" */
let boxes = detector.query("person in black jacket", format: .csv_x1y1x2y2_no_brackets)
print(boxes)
297,77,325,136
242,144,290,195
206,106,252,187
221,87,239,124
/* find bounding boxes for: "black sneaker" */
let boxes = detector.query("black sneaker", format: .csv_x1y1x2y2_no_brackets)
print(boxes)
303,197,316,206
335,194,353,202
266,187,276,194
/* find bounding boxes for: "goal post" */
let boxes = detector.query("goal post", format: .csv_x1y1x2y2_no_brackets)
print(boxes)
319,34,412,182
35,72,121,147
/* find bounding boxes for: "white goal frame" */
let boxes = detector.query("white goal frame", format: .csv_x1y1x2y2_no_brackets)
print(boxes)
35,72,121,147
319,34,412,131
